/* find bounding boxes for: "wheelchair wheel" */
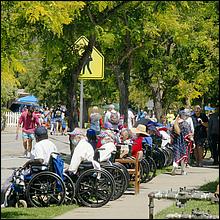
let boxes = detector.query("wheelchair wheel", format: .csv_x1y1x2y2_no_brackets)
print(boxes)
140,158,150,183
102,164,128,200
75,168,115,208
166,145,174,166
113,162,130,184
152,148,166,169
145,156,157,182
26,171,66,207
161,148,169,167
63,173,76,205
15,199,27,208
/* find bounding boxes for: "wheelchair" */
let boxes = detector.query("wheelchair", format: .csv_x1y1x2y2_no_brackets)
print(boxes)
65,146,129,207
1,152,75,208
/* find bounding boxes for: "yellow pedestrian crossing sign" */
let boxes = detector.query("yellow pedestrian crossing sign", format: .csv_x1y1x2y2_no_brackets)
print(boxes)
75,36,104,80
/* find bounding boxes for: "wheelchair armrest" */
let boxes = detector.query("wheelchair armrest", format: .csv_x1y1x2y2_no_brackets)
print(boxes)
31,164,48,172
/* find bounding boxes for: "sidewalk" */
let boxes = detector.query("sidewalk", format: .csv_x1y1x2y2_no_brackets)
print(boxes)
54,162,219,219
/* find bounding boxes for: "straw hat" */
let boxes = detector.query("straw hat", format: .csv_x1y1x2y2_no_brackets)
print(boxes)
130,124,149,136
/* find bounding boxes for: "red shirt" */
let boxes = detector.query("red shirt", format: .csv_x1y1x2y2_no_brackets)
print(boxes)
131,136,143,158
18,111,40,134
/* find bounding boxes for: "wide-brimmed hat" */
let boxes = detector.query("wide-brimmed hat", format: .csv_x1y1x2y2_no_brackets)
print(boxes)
131,124,149,136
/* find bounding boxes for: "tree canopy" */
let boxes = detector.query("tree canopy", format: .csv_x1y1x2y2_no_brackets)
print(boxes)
1,1,219,125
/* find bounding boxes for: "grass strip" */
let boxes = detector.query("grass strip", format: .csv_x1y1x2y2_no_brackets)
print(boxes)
1,204,78,219
155,179,219,219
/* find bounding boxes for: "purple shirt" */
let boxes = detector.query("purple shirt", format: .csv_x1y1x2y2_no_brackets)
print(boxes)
18,111,40,134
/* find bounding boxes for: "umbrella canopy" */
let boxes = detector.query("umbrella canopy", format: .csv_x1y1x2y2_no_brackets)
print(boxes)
17,95,38,103
204,106,215,111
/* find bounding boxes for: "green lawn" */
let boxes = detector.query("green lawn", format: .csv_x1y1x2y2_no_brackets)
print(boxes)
155,179,219,219
1,204,78,219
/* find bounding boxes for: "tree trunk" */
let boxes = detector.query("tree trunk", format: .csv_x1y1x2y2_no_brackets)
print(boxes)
67,34,96,131
151,85,163,121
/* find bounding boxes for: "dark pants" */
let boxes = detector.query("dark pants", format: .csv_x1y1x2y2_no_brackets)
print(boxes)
209,134,219,163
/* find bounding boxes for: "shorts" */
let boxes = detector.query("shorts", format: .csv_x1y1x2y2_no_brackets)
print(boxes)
22,132,35,140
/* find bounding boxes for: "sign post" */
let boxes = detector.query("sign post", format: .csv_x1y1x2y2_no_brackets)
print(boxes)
74,36,104,128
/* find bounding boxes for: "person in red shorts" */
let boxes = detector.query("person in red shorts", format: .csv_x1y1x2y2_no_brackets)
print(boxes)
16,105,40,158
130,124,149,158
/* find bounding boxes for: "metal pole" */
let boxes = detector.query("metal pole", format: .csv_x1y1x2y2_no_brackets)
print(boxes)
80,79,83,128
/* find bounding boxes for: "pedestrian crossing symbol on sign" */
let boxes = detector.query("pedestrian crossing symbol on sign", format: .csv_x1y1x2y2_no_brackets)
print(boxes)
74,36,104,80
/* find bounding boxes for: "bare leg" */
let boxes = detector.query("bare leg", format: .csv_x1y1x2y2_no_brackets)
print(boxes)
180,160,187,175
23,139,28,156
27,139,33,152
197,145,203,166
194,147,199,165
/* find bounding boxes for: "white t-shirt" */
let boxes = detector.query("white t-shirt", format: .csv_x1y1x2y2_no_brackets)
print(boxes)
128,109,135,129
99,142,116,162
31,139,58,164
69,139,100,174
104,110,111,124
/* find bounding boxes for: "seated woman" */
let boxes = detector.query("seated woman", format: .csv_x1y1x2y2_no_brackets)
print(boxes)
117,128,133,158
130,124,150,158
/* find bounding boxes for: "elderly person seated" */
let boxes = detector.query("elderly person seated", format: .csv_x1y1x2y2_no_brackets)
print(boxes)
66,128,100,176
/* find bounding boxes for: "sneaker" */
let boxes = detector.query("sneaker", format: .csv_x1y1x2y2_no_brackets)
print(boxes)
23,150,27,156
171,167,177,176
26,151,31,158
181,171,187,175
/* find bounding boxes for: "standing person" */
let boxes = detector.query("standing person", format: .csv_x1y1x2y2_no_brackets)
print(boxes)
208,104,219,165
105,104,120,130
43,107,51,128
171,110,192,175
89,106,103,135
104,105,114,124
191,105,209,167
128,108,135,129
16,105,40,158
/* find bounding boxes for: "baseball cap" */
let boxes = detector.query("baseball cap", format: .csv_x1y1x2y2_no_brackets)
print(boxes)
35,126,48,136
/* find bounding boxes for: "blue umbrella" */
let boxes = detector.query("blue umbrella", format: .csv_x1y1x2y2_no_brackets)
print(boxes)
17,95,38,103
204,106,215,111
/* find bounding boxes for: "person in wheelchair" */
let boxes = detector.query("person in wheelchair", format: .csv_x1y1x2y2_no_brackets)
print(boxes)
1,126,58,208
23,126,58,168
65,128,101,179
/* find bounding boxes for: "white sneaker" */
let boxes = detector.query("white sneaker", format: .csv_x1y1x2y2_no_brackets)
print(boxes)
181,170,187,175
26,151,31,158
23,150,27,156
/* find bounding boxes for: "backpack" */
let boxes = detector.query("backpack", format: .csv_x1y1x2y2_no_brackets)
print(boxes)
109,111,119,124
50,153,64,180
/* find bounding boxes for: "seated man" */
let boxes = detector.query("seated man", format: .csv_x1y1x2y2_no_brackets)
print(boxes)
66,128,100,175
1,126,58,208
24,126,58,168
